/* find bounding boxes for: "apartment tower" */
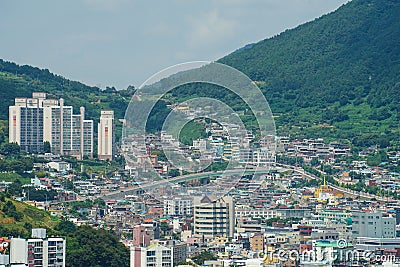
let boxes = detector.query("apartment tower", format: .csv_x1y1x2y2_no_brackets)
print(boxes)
193,195,235,240
9,92,46,153
98,110,114,160
9,92,93,158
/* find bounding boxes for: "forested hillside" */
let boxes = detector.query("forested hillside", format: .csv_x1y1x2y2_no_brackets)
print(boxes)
219,0,400,147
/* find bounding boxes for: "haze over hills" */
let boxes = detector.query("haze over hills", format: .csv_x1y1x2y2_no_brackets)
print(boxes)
219,0,400,147
0,0,399,149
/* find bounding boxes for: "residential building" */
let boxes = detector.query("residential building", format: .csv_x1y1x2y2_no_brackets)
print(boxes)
250,233,264,251
9,93,45,153
171,243,187,264
163,197,193,216
46,161,71,172
10,238,27,266
98,110,115,160
354,237,400,251
43,101,93,159
130,244,173,267
276,208,312,219
352,211,396,238
0,254,9,266
193,196,235,240
9,228,66,267
237,219,262,233
235,205,278,219
9,93,93,158
132,225,151,247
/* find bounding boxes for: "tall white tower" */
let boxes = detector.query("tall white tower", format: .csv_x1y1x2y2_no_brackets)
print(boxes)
98,110,114,160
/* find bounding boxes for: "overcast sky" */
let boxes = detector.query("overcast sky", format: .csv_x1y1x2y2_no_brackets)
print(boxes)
0,0,349,89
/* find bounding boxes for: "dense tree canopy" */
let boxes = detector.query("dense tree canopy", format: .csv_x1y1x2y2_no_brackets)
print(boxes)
65,225,130,267
218,0,400,148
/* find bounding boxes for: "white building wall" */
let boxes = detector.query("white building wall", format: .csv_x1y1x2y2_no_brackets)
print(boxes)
194,196,235,239
352,211,396,238
43,106,53,144
10,238,27,265
98,110,114,160
8,106,21,144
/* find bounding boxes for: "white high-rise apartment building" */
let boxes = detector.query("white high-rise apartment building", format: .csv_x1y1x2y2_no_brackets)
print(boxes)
98,110,114,160
9,92,93,158
193,195,235,240
9,92,46,153
10,228,66,267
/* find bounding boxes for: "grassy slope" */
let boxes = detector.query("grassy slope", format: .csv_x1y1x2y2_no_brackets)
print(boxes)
0,197,57,238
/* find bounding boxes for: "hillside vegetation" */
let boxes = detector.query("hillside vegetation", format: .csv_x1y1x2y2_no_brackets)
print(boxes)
0,194,57,238
219,0,400,147
0,194,130,267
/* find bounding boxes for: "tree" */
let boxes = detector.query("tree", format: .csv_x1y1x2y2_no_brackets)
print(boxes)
2,200,23,221
66,226,130,267
43,141,51,153
310,158,320,166
168,169,180,178
55,219,77,235
160,222,170,237
367,154,381,166
8,179,23,197
191,251,216,265
0,143,20,156
94,198,106,208
25,188,58,202
24,222,33,232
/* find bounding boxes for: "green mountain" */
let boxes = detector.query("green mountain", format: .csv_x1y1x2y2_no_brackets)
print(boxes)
219,0,400,148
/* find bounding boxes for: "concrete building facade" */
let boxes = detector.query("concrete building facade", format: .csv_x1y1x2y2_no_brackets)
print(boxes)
130,244,173,267
9,229,66,267
193,196,235,240
163,197,193,216
352,211,396,238
9,93,45,153
98,110,114,160
9,93,93,158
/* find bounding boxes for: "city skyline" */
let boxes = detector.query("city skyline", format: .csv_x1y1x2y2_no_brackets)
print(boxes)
0,0,399,266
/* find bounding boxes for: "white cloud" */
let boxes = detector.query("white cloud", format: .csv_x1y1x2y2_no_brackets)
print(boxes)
187,10,237,49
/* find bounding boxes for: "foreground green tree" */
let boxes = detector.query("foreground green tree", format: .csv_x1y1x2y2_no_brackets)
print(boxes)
65,225,129,267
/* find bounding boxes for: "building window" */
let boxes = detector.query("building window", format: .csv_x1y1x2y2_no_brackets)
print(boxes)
147,251,155,256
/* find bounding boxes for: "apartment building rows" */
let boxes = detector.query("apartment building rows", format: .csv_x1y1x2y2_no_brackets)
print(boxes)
9,92,114,160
